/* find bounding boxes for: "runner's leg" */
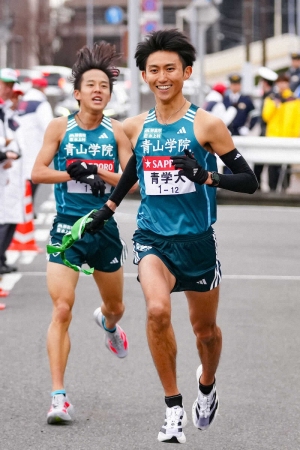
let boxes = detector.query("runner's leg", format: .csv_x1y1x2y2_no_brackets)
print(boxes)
47,262,79,391
138,254,178,396
186,286,222,385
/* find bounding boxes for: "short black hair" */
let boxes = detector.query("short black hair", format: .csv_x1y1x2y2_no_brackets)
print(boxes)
135,29,196,71
71,41,120,92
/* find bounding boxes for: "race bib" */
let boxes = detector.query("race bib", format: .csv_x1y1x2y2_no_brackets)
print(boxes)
143,156,196,195
66,159,114,194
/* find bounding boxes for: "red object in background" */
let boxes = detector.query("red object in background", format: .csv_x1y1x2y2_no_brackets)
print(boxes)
32,78,48,88
8,181,43,252
212,83,228,95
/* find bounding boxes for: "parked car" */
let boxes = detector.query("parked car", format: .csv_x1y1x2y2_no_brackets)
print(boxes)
31,65,73,98
16,68,44,94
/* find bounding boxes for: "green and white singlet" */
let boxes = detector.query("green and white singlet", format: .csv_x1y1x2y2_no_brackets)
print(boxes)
54,113,119,216
134,104,218,236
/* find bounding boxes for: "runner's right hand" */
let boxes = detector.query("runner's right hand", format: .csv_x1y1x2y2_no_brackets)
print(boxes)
67,160,98,179
85,204,115,234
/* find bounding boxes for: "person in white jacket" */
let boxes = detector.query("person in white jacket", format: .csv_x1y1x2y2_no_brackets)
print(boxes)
0,68,23,275
18,77,53,207
203,83,237,126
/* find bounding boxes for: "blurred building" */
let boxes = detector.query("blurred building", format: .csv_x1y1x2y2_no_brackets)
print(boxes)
53,0,191,67
0,0,54,69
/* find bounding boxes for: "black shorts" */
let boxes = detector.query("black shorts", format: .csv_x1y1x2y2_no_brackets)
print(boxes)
132,227,222,292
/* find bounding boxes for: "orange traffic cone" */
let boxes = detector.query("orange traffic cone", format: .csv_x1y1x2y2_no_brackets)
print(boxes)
0,287,9,299
8,180,43,252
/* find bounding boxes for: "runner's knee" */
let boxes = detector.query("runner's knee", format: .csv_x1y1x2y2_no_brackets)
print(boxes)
52,301,73,324
147,303,171,329
193,322,219,344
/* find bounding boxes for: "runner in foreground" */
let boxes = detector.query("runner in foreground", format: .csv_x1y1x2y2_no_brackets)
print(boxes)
84,29,258,443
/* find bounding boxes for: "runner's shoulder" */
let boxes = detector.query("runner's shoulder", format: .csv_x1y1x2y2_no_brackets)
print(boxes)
45,116,69,139
123,112,148,139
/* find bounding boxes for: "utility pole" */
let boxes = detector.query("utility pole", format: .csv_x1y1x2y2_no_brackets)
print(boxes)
288,0,296,35
86,0,94,48
241,0,254,94
274,0,282,36
128,0,140,116
243,0,253,63
297,0,300,37
261,0,267,67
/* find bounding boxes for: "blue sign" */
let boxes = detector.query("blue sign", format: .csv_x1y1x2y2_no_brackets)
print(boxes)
105,6,124,25
143,21,158,33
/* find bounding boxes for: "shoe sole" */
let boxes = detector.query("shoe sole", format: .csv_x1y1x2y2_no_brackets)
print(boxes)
157,410,187,443
47,411,73,424
192,365,219,431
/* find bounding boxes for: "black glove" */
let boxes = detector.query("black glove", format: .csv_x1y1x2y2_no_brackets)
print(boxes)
171,149,209,185
67,160,98,180
77,173,106,197
85,204,115,234
0,150,20,162
0,151,7,162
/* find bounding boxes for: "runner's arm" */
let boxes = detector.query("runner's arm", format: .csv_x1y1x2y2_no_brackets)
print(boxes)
195,113,258,193
31,117,71,184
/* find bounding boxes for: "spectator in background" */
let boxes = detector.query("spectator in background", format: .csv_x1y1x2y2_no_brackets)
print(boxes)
254,67,278,189
287,52,300,93
11,84,24,111
18,77,53,209
223,74,257,137
0,69,23,275
262,72,300,191
203,82,237,126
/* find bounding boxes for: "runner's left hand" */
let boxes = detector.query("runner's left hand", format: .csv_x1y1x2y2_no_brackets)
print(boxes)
85,204,115,234
171,149,209,185
77,173,106,197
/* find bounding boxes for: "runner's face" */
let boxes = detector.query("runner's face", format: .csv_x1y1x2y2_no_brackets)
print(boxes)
74,69,111,111
142,51,192,101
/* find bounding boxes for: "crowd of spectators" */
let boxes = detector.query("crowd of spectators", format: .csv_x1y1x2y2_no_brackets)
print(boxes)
203,52,300,191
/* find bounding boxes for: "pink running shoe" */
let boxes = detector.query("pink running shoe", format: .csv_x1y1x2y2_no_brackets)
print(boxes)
47,394,74,424
93,307,128,358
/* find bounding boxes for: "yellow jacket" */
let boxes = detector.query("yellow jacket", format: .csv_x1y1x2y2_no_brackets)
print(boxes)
262,89,300,137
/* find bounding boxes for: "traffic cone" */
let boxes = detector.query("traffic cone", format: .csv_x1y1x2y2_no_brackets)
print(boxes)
8,180,43,252
0,287,9,299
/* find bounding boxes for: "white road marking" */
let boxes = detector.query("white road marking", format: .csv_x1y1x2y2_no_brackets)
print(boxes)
2,272,300,281
19,251,39,264
35,229,50,241
0,273,22,290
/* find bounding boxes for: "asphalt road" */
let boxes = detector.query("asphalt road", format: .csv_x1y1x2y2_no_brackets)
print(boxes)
1,185,300,450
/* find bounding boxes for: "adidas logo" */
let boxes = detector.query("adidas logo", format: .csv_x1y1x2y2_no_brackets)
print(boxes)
196,279,207,285
99,132,108,139
110,257,119,264
234,153,241,160
177,127,186,134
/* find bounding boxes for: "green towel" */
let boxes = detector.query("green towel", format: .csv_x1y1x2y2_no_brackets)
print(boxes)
46,210,97,275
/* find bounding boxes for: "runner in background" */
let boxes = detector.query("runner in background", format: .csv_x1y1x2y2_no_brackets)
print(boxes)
32,41,135,424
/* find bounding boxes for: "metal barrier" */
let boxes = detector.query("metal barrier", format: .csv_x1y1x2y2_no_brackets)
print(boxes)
218,136,300,192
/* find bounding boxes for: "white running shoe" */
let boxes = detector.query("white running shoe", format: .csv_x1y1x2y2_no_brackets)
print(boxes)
47,394,74,424
192,364,219,431
157,405,188,444
93,307,128,358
